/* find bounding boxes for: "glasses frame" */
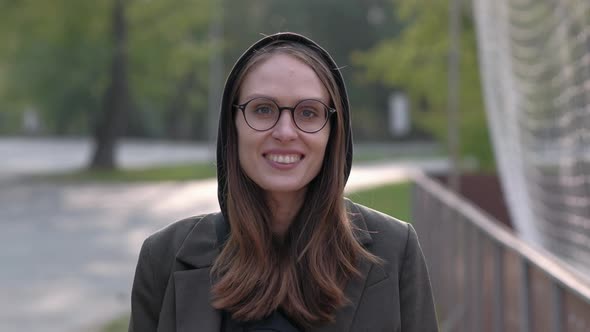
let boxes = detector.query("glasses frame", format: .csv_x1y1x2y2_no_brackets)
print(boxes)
234,97,336,133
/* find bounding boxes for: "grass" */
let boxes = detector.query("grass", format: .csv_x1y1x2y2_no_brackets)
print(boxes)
99,181,411,332
347,181,412,222
32,162,216,183
352,142,444,163
101,314,129,332
352,151,443,163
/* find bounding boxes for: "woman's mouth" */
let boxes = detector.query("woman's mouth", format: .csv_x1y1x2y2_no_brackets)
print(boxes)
264,154,303,164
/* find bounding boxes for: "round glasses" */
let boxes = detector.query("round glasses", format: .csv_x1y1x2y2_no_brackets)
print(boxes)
235,97,336,133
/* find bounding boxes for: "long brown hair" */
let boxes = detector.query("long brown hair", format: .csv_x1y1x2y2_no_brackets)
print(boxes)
211,41,379,328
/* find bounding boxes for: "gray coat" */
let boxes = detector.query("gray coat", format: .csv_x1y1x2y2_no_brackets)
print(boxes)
128,201,438,332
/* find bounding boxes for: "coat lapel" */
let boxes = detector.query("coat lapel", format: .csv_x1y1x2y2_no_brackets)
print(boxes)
310,201,375,332
173,213,224,332
310,258,372,332
174,269,219,332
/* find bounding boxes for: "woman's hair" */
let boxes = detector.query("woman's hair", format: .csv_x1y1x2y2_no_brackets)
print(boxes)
211,40,379,328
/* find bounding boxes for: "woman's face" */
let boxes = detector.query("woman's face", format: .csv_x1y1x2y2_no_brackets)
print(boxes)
235,53,331,197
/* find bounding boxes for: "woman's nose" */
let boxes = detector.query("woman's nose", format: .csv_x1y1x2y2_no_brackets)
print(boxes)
271,110,298,141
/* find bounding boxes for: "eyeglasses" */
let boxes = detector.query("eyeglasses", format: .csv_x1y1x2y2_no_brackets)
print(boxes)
234,97,336,133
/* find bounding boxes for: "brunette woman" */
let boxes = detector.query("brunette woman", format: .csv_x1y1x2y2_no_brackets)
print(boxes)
129,32,438,332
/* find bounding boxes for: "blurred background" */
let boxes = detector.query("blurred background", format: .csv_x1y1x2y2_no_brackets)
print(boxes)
0,0,589,331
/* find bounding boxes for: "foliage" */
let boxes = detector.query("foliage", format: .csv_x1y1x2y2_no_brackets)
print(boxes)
0,0,498,164
127,0,213,138
0,0,212,138
0,0,413,143
0,1,110,134
353,0,495,170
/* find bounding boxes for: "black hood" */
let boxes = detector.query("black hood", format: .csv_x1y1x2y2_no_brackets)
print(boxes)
216,32,353,217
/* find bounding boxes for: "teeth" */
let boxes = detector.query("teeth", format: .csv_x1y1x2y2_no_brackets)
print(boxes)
267,154,301,164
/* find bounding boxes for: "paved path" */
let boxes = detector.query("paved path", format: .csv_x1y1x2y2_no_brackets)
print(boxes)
0,137,214,182
0,180,220,332
0,137,448,332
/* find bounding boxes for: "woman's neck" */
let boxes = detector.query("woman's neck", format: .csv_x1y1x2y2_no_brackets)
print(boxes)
266,189,306,238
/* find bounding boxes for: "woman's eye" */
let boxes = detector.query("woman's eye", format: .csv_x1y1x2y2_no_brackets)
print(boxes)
254,106,273,114
301,109,318,118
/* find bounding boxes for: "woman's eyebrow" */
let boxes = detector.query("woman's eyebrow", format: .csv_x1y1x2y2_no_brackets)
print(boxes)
241,93,330,104
240,93,275,101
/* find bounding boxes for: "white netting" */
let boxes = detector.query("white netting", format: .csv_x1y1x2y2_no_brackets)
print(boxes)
473,0,590,276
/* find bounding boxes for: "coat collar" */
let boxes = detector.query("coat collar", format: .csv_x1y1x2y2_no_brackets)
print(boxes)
175,212,223,269
345,198,372,247
172,201,374,332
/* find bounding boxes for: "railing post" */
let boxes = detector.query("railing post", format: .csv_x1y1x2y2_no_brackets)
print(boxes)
520,259,531,332
552,282,563,332
494,242,504,332
438,198,449,322
463,219,472,332
474,230,483,330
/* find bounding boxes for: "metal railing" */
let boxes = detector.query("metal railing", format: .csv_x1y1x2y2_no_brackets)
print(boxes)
412,172,590,332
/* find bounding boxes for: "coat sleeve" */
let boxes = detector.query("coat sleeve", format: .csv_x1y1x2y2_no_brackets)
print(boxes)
399,224,439,331
129,238,160,332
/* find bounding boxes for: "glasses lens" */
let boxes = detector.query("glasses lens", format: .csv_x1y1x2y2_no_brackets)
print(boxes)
294,100,329,132
244,98,279,131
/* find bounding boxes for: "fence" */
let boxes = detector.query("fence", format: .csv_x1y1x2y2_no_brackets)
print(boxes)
412,173,590,332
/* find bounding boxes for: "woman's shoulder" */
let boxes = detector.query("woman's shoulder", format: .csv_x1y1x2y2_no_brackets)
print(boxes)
141,212,221,261
345,199,415,262
346,198,410,238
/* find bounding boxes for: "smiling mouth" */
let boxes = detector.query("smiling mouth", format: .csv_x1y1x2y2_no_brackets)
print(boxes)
264,154,303,164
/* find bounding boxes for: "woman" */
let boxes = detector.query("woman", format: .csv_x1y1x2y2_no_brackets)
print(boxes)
129,32,438,332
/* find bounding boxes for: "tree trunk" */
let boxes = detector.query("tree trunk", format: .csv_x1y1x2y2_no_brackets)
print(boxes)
90,0,129,169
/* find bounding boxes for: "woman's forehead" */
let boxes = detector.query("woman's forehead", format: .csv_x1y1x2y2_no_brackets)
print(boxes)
238,53,330,103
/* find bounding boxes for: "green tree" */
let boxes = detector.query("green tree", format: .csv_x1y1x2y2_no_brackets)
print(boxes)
353,0,495,169
0,1,111,135
0,0,212,168
128,0,212,140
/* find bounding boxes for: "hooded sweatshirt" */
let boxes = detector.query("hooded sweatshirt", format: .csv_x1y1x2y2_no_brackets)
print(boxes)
214,32,355,331
216,32,354,218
